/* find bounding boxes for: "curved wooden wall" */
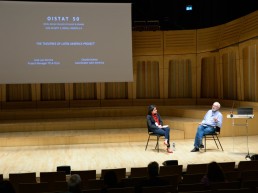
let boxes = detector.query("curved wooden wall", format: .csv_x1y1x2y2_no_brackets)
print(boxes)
0,11,257,109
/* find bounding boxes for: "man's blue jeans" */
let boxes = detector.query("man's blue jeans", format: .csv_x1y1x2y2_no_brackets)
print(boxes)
194,125,215,148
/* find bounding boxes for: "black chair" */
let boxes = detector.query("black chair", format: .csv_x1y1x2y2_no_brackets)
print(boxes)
203,126,223,152
100,168,126,182
145,127,164,152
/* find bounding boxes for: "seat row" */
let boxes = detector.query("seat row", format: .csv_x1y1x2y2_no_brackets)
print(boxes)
1,160,258,193
4,180,258,193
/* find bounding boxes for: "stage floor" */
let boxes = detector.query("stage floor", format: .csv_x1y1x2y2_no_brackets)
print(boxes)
0,135,257,179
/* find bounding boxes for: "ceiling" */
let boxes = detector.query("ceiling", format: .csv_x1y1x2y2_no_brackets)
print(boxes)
5,0,258,29
131,0,258,29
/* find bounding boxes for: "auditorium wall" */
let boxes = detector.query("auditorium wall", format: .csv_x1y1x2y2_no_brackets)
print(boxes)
0,11,257,109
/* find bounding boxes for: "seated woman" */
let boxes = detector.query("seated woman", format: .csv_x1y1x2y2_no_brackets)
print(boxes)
201,161,227,186
147,105,173,153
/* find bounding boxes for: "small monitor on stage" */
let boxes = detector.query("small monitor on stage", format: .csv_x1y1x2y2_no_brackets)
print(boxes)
237,107,253,115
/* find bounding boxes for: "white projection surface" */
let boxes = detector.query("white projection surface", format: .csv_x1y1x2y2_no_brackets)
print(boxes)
0,1,133,83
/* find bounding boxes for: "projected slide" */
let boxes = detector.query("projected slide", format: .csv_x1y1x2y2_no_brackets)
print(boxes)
0,1,133,83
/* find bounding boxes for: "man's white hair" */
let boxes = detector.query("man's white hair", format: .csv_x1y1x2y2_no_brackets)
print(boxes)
68,174,81,187
213,102,221,108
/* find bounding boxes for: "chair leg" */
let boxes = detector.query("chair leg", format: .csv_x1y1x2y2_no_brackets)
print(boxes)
213,136,219,149
205,135,224,152
204,136,207,152
145,136,150,151
216,136,224,151
155,136,160,152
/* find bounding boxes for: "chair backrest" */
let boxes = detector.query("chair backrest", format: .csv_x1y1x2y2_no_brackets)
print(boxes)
186,163,208,174
237,160,258,172
48,181,68,192
159,165,183,176
40,171,66,183
71,170,96,180
205,126,221,136
182,173,205,184
57,165,71,175
210,181,241,190
158,174,182,186
130,167,148,178
19,182,49,193
71,170,97,188
9,172,37,193
121,177,147,187
219,162,236,172
9,172,37,184
224,171,241,182
215,126,221,133
39,171,67,192
241,179,258,189
86,179,104,190
146,121,151,133
101,168,126,182
241,170,258,181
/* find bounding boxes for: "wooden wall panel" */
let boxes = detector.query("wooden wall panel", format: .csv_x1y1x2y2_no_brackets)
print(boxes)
197,26,221,53
73,83,97,100
219,18,243,48
105,82,128,99
200,56,219,98
40,83,65,101
239,11,258,42
197,52,221,99
164,30,197,54
0,11,257,109
164,54,197,99
132,31,163,56
0,84,6,102
239,40,258,102
6,84,32,101
219,47,239,100
136,60,160,99
133,56,163,99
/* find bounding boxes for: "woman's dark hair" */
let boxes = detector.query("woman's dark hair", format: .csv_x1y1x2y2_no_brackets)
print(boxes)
207,161,226,182
148,105,156,115
148,161,159,177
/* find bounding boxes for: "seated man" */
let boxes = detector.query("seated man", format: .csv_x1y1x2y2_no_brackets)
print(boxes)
191,102,223,152
147,105,172,153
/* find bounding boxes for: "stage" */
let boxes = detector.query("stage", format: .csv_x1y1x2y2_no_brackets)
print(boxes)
0,134,257,179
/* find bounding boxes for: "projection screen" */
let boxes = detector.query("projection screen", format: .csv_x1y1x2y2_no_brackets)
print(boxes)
0,1,133,83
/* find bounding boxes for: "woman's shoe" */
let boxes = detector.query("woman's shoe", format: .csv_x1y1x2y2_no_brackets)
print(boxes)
167,148,173,153
164,141,169,146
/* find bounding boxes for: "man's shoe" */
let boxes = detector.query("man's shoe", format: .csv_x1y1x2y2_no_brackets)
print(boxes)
199,144,204,148
191,147,199,152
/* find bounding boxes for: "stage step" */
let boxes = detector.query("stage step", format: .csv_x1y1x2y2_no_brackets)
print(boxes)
0,106,204,146
1,105,251,146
